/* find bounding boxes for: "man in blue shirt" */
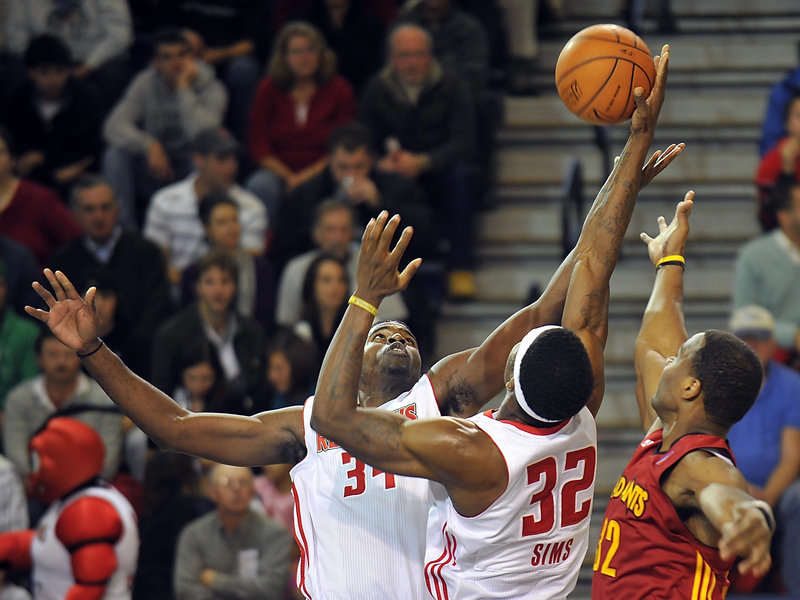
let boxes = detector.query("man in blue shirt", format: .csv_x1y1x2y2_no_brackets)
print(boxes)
728,304,800,595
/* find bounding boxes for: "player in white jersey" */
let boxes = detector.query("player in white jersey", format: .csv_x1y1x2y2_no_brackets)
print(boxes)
309,47,672,600
26,45,676,600
0,417,138,600
291,379,443,598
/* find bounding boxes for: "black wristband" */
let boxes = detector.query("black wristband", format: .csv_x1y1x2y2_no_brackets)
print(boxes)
77,340,104,358
656,260,685,272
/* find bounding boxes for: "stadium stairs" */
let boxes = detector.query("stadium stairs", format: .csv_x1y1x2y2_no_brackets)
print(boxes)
433,1,800,597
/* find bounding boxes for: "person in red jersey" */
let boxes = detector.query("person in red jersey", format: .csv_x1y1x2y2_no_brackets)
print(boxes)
0,417,138,600
591,196,775,599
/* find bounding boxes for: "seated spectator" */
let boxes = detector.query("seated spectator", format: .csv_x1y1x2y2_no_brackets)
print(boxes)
2,0,133,110
293,253,349,362
0,236,39,315
144,128,267,287
0,418,138,599
289,0,387,94
174,463,292,600
151,250,266,415
2,34,102,197
399,0,499,201
360,23,479,300
760,52,800,156
271,121,436,270
133,451,214,600
173,349,222,414
275,200,408,327
103,28,228,230
253,462,301,600
0,259,40,424
49,174,172,346
181,191,278,335
756,92,800,231
3,330,125,483
89,275,150,379
163,1,268,142
727,305,800,596
245,21,357,226
0,127,82,266
734,177,800,369
265,329,318,410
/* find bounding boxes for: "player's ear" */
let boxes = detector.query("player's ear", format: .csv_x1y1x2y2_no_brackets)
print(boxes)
679,376,701,401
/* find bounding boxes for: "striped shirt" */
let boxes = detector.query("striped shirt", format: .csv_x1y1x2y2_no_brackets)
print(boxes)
144,174,267,271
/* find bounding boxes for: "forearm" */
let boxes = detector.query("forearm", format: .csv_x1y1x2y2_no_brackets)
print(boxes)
574,130,652,268
79,344,281,465
179,85,227,138
637,263,687,360
258,156,294,180
310,303,375,435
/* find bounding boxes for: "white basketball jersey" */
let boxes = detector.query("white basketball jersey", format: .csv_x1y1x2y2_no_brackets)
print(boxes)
424,407,597,600
31,485,139,600
291,375,442,599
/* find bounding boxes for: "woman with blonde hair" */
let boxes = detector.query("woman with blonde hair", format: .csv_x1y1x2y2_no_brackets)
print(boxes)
245,21,356,226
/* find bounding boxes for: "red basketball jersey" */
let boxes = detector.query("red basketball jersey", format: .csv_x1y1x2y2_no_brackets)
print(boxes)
591,429,736,600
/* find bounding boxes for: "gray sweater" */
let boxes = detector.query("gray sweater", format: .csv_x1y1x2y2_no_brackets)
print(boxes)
103,63,228,163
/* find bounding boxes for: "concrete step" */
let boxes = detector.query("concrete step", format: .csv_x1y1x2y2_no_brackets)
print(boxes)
456,254,735,304
495,142,758,186
477,196,760,246
502,90,768,131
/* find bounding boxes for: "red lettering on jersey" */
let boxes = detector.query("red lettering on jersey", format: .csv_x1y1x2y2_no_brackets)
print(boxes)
548,541,566,564
610,475,649,517
530,538,575,567
393,403,418,420
316,435,341,453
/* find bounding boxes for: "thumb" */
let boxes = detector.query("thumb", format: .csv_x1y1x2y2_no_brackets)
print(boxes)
640,232,654,244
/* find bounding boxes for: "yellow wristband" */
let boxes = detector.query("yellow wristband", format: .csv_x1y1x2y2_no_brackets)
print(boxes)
348,295,379,317
656,255,685,267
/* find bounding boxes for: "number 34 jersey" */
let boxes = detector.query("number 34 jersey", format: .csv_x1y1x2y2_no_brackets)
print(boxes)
424,407,597,600
291,375,442,600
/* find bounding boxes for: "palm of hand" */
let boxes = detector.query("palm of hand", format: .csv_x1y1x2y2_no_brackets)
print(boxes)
46,298,98,350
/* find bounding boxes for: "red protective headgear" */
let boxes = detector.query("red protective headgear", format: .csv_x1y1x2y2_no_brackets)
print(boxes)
28,417,105,504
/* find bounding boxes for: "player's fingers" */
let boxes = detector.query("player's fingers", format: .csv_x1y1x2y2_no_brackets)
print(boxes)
378,214,402,255
397,258,423,290
31,280,56,308
389,225,414,264
55,270,79,300
657,215,668,233
640,232,654,245
24,305,49,324
43,268,66,301
85,287,97,314
632,87,647,113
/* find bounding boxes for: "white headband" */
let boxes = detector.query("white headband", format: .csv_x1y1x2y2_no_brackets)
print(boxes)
512,325,563,423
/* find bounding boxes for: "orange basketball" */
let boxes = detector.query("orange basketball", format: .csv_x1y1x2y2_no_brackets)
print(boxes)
555,24,655,125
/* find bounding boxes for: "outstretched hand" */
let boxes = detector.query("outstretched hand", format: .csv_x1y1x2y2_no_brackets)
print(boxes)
25,269,101,354
640,191,694,265
355,211,422,305
630,44,669,135
613,142,685,189
718,503,773,577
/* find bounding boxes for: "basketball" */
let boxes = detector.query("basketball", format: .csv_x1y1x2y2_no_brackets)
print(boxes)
555,24,656,125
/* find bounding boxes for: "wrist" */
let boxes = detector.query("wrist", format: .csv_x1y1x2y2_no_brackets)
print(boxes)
745,499,776,533
77,339,104,358
349,293,380,316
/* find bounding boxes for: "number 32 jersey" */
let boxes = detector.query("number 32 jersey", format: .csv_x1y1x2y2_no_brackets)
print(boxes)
291,375,442,599
424,407,597,600
591,429,737,599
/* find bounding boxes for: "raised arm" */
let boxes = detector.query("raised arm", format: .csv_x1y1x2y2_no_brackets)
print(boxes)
25,270,305,467
430,46,676,417
310,214,507,510
635,194,694,431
